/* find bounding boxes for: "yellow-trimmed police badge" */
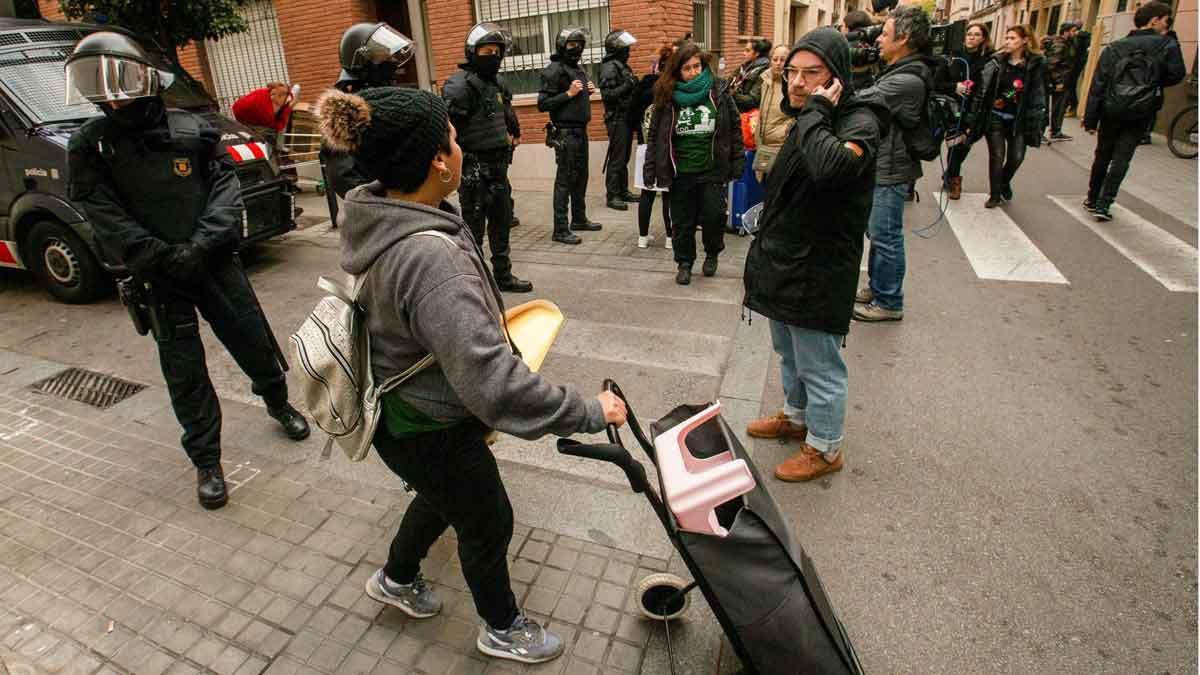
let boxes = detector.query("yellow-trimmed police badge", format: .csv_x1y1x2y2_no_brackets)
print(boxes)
173,158,192,177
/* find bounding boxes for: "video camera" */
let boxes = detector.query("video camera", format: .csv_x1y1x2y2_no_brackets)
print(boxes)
845,24,883,68
929,20,967,58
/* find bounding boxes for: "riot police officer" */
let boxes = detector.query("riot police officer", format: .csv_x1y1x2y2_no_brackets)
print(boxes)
443,23,533,293
64,32,310,510
538,26,603,245
324,22,416,197
599,30,639,211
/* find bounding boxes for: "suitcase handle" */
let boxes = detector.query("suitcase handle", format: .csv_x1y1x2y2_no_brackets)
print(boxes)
556,439,650,494
602,379,657,462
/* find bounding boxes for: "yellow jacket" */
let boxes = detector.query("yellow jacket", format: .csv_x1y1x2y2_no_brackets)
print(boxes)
755,69,794,149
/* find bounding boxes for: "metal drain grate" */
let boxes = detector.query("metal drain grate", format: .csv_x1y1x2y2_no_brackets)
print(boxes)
30,368,147,409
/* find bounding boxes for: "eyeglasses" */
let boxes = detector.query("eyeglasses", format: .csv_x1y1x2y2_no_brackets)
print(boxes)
783,66,830,83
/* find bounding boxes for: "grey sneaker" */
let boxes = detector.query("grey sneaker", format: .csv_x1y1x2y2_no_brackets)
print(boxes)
476,613,564,664
364,569,441,618
855,286,873,304
853,303,903,322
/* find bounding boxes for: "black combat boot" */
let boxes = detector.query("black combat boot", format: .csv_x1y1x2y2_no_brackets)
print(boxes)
702,256,718,277
496,275,534,293
269,404,311,441
606,196,629,211
552,228,582,245
197,465,227,510
675,265,692,285
571,221,603,232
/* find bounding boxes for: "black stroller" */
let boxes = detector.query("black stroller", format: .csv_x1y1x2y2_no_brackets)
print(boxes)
558,381,864,675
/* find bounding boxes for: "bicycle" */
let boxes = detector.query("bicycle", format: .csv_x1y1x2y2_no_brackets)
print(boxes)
1168,103,1197,159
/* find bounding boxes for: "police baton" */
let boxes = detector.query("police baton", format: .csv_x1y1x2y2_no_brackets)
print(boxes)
234,252,290,372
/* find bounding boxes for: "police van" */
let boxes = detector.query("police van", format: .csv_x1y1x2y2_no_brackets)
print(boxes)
0,18,297,303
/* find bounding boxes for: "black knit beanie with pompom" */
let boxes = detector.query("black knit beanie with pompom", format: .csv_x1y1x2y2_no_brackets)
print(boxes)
316,87,450,191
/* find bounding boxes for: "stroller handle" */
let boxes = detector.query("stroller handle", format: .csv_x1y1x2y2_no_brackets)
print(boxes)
603,379,657,462
557,439,650,494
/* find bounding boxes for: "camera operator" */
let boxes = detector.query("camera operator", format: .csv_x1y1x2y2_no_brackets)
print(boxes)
854,4,936,323
841,11,881,91
935,22,993,199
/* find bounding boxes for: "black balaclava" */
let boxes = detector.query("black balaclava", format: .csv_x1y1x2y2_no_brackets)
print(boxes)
614,47,631,63
364,61,398,87
475,52,503,79
564,44,584,65
103,97,166,130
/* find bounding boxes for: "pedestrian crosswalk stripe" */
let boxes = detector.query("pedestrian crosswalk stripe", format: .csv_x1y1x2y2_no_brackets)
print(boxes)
551,319,730,377
936,193,1070,285
1048,195,1198,293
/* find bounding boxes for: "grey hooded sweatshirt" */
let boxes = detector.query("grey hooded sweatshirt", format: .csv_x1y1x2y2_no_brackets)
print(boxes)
339,182,605,440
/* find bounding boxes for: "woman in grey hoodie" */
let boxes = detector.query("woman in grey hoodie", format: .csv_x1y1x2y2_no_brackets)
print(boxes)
316,87,626,666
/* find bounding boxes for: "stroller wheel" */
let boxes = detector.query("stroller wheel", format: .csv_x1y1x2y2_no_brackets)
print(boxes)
635,573,692,621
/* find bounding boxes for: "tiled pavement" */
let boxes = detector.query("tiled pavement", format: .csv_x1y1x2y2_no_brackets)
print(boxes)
0,387,670,675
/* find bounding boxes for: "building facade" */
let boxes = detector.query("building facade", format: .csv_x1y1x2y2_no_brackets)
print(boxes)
38,0,775,145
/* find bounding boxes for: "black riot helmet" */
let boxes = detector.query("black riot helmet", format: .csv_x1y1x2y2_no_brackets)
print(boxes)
555,26,590,54
338,22,415,86
603,30,637,54
465,22,513,61
64,31,175,105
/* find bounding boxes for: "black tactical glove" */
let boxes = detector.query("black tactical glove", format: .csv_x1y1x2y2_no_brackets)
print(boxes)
164,243,206,281
123,238,172,277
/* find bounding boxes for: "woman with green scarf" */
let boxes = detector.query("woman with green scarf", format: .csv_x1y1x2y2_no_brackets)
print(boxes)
643,42,744,285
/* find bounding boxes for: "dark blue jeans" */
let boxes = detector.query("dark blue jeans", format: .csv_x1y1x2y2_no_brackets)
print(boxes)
866,184,908,311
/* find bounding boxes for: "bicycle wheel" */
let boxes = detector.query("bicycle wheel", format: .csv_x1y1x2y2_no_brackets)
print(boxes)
1168,105,1198,159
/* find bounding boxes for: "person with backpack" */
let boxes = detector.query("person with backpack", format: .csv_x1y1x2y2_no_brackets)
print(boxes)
1043,22,1080,141
315,86,627,665
600,29,641,211
853,5,936,323
1083,1,1185,221
643,42,745,285
962,25,1048,209
937,22,993,199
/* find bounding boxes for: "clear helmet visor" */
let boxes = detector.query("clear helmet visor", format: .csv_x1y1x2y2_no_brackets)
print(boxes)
609,31,637,49
363,24,414,66
65,55,164,105
467,23,512,53
558,26,591,45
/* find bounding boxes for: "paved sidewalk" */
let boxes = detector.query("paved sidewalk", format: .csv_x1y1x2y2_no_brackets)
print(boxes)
0,355,670,675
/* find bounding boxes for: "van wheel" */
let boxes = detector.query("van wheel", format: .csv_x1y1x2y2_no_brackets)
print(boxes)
26,220,111,304
635,573,692,621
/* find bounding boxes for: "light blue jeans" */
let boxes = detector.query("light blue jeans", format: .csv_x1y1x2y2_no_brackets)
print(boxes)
769,320,847,458
866,184,908,311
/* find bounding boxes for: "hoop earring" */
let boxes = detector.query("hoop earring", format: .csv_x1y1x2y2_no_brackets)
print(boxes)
439,168,453,183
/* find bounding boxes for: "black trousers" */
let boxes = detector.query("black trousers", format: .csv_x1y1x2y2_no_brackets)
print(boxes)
604,116,633,199
152,254,287,470
460,150,515,281
1049,87,1068,135
1088,119,1145,208
669,174,726,267
985,118,1027,198
637,189,672,237
552,127,589,231
373,421,518,630
942,140,974,181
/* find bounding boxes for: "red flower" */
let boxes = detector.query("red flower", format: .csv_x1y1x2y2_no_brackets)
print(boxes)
1013,79,1024,90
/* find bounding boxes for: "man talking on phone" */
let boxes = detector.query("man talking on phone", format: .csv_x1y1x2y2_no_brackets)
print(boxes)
743,28,888,482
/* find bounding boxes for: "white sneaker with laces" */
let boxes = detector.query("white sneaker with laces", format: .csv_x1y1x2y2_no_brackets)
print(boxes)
476,614,564,664
637,235,650,249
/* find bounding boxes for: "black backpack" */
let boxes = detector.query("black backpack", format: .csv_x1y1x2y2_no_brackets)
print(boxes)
1103,40,1166,121
893,59,957,162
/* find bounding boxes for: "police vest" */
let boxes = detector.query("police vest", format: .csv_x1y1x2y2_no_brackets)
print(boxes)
95,110,217,244
451,71,511,154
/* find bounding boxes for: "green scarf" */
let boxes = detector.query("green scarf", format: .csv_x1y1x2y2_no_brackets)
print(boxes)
673,68,714,107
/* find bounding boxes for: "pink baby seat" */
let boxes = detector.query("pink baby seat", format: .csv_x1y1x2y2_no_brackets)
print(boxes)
653,401,756,537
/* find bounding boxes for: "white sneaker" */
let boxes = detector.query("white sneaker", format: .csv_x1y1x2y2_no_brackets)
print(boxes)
637,235,650,249
665,237,673,250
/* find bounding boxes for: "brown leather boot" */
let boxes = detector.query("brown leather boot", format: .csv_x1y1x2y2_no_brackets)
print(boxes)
746,411,808,440
774,444,843,482
947,176,962,200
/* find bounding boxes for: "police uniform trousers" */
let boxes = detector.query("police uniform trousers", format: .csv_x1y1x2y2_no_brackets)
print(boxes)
459,149,515,281
604,113,633,199
552,127,590,231
150,253,288,470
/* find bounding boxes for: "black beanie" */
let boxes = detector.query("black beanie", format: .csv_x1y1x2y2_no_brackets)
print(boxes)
316,86,450,191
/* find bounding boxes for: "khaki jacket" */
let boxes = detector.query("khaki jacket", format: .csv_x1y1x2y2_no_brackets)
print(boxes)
755,69,794,149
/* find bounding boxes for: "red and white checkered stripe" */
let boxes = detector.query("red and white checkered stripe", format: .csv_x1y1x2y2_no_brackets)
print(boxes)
0,240,24,269
225,142,269,163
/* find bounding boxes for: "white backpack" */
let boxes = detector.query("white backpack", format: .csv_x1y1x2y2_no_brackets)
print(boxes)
290,232,450,461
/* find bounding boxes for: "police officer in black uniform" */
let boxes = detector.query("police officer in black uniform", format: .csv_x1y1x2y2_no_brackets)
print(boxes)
444,23,533,293
64,32,310,510
323,22,416,198
599,29,639,212
538,26,603,245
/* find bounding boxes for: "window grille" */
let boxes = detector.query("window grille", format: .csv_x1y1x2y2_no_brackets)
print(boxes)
475,0,611,95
